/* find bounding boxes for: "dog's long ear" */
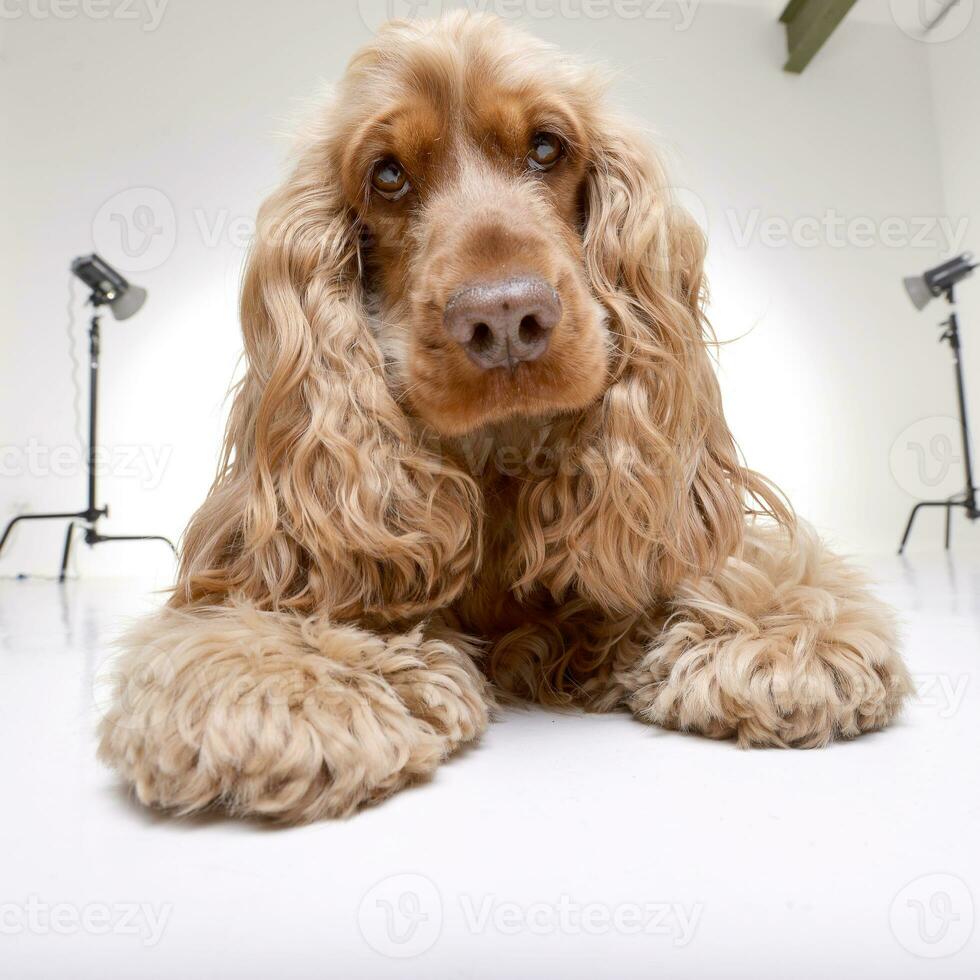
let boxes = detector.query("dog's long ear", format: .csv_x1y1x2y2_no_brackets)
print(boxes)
520,118,787,611
174,135,480,621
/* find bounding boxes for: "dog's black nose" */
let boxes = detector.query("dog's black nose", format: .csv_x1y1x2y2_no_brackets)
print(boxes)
443,277,561,370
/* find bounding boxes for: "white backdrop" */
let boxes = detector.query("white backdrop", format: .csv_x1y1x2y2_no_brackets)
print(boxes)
1,0,977,579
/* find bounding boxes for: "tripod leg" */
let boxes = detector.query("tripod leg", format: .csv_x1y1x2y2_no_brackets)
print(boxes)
0,515,27,557
59,523,78,583
898,502,925,555
133,534,178,556
1,512,89,559
157,534,178,556
944,504,953,551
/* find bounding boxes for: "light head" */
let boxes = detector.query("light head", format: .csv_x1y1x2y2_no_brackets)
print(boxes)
904,253,976,310
70,254,148,320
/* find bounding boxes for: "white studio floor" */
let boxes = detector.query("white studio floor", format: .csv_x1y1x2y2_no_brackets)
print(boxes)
0,551,978,980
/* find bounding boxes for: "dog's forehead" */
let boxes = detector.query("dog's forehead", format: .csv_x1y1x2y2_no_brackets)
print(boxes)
352,19,557,89
345,22,586,131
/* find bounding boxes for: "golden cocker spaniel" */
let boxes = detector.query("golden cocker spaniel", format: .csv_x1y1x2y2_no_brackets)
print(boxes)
99,13,912,823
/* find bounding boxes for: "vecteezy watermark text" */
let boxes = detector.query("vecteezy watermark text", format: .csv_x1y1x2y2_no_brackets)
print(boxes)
1,439,172,490
357,874,703,958
357,0,701,33
459,894,702,942
0,0,169,31
0,896,172,947
911,673,971,718
725,209,969,253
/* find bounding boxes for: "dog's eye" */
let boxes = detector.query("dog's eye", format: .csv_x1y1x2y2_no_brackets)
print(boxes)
527,132,564,171
371,158,410,200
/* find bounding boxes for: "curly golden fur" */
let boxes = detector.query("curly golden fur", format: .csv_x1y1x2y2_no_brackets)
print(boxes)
98,13,913,823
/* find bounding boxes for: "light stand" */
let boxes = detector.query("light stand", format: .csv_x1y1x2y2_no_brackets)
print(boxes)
898,284,979,553
0,286,176,580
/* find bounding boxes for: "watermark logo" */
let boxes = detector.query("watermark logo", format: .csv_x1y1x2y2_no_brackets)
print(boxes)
889,416,965,499
92,187,177,273
890,874,974,958
890,0,973,43
357,874,443,958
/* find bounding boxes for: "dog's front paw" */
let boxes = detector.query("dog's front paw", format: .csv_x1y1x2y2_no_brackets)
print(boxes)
97,603,490,822
620,526,913,747
625,625,911,748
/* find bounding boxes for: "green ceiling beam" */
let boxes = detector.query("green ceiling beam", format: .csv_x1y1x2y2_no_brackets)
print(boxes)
779,0,859,73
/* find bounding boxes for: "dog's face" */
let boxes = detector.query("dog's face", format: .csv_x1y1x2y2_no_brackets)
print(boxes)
330,22,609,436
186,13,779,620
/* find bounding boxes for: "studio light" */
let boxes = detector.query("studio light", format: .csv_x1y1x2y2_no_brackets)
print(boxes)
903,252,977,311
898,251,979,553
0,254,175,579
70,253,148,320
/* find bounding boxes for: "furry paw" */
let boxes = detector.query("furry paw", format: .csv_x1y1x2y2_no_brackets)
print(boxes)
97,602,491,822
620,524,913,748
